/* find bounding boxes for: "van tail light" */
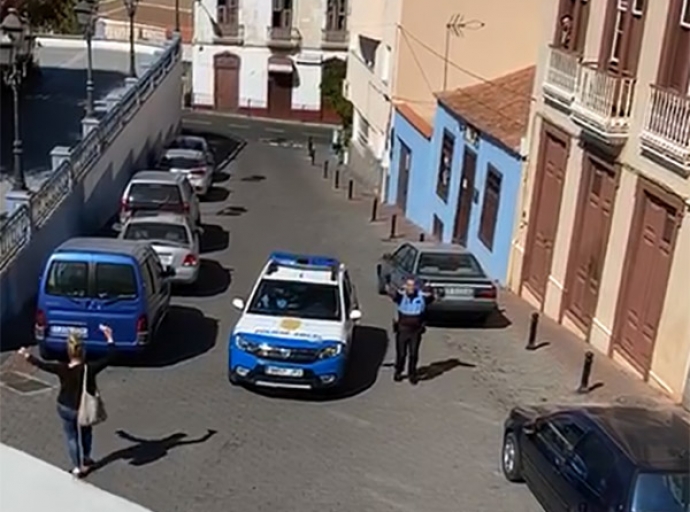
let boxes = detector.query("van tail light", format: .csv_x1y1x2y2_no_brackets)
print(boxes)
35,309,46,341
475,285,497,300
182,202,190,213
190,168,206,176
136,314,149,344
120,197,130,212
182,254,198,266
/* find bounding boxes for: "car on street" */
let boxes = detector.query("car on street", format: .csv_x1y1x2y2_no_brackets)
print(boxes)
501,404,690,512
119,212,201,285
120,171,201,228
376,242,497,321
228,252,362,390
168,134,215,167
35,238,174,359
158,148,214,197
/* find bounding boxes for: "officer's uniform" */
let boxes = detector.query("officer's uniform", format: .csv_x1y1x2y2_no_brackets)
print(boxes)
391,288,434,383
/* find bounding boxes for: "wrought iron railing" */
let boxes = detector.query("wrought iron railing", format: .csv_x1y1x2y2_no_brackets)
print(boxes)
0,35,181,270
641,85,690,167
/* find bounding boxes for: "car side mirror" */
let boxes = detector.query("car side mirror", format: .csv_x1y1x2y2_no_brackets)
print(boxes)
349,309,362,321
382,253,392,260
523,423,537,436
232,298,245,310
161,266,176,278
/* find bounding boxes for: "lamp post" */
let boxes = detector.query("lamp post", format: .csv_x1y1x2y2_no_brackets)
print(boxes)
74,0,97,118
122,0,138,78
174,0,180,33
1,9,27,191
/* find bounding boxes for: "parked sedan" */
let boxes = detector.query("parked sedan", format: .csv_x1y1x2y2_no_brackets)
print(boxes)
168,135,215,168
501,404,690,512
376,242,497,320
119,212,201,285
158,148,213,197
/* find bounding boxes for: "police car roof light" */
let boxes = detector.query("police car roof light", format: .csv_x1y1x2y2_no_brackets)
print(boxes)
268,251,340,269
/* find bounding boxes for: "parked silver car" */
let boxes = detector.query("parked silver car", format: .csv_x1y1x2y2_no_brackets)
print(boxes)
158,148,214,197
168,135,215,168
119,212,201,285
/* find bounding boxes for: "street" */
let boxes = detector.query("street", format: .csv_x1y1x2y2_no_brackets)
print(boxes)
0,113,666,512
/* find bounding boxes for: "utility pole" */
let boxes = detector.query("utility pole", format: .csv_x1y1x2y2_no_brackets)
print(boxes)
443,14,485,91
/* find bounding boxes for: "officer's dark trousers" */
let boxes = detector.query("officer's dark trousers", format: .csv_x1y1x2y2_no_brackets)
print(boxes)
395,325,422,377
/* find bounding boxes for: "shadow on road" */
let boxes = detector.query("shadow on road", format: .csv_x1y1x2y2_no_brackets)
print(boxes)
181,127,246,171
202,186,230,203
199,223,230,253
174,261,232,298
91,429,217,471
417,358,476,382
240,174,266,182
427,309,511,330
216,205,247,217
212,171,231,184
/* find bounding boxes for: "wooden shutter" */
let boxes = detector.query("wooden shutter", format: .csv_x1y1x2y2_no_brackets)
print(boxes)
479,166,502,251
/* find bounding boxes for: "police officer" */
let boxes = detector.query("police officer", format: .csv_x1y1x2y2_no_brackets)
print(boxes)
388,278,435,384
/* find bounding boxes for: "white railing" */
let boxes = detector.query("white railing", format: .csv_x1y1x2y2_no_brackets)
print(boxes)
0,35,181,269
641,85,690,167
543,45,580,104
572,63,636,137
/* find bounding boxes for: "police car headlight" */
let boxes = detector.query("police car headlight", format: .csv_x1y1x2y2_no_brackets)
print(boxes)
319,344,343,359
235,335,258,353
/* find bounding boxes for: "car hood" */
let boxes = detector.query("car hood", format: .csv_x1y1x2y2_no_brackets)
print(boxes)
234,314,345,344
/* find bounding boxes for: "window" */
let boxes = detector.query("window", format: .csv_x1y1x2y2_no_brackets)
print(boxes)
682,0,690,27
632,472,690,512
632,0,645,16
604,0,647,73
380,45,391,83
389,129,395,160
123,222,191,245
393,245,412,265
217,0,239,26
569,433,617,497
342,280,352,313
142,260,156,294
128,183,182,205
417,252,484,278
325,0,347,31
271,0,292,29
94,263,138,300
46,261,89,298
358,35,379,69
399,248,417,273
343,270,355,311
357,115,370,146
158,156,205,171
478,166,502,251
247,280,341,321
538,416,586,454
609,0,627,63
554,0,590,53
436,131,454,201
432,216,444,240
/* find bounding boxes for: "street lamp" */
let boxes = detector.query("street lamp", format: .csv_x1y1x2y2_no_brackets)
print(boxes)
74,0,97,118
174,0,180,33
122,0,138,78
1,9,27,191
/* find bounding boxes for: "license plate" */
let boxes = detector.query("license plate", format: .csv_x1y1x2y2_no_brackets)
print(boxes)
448,287,473,297
265,366,303,378
51,326,88,337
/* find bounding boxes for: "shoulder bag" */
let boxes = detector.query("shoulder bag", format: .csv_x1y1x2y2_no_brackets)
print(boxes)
77,365,107,427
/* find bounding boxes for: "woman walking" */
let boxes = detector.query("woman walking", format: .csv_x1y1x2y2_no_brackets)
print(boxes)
18,324,115,477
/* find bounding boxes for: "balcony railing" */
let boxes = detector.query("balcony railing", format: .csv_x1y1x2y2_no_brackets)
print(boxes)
571,63,636,140
542,45,580,107
216,7,244,43
266,26,301,47
641,85,690,172
321,28,348,48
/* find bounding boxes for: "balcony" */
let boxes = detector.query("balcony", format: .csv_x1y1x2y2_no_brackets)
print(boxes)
542,45,580,108
214,23,244,45
266,27,301,49
321,28,348,50
571,63,636,142
641,85,690,174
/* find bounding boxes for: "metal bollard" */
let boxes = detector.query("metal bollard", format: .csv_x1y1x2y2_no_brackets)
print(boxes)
525,312,539,350
323,160,329,179
419,233,425,242
389,214,397,239
370,197,378,222
334,168,340,189
347,179,354,200
577,351,594,394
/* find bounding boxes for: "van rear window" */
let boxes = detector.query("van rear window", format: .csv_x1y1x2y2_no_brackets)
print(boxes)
95,263,138,299
46,261,88,297
129,183,182,204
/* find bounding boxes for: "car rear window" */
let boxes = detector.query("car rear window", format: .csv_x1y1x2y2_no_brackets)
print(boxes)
632,472,690,512
128,183,182,204
417,252,484,278
170,138,204,152
45,261,89,297
159,156,204,170
95,263,138,299
124,222,190,245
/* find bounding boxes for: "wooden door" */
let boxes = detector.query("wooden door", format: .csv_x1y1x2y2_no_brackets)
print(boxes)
214,53,240,111
613,185,681,374
600,0,647,77
563,152,618,332
396,142,411,212
452,149,477,246
267,72,293,118
523,126,569,302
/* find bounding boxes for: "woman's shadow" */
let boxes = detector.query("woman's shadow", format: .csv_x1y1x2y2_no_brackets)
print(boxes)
91,429,217,471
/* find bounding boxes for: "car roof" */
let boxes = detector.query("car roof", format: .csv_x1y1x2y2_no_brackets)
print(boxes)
130,170,183,183
174,135,206,144
162,148,205,159
405,242,472,254
125,212,190,226
575,406,690,471
55,237,150,260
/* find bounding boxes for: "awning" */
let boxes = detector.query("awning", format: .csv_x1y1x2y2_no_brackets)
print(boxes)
268,55,294,74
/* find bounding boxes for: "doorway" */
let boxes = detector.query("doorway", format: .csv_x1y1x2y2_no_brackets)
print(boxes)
396,141,411,213
214,52,240,111
452,148,477,246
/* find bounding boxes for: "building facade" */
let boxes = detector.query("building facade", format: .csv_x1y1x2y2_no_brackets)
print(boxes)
510,0,690,403
191,0,348,122
387,68,534,285
344,0,544,194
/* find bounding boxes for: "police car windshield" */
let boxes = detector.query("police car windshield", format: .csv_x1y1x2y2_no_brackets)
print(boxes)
247,279,341,321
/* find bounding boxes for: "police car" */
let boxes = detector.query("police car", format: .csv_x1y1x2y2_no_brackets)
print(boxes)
228,252,362,390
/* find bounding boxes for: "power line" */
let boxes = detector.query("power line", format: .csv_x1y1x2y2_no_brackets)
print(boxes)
399,29,436,98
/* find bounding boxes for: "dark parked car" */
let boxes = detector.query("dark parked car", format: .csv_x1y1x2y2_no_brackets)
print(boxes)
501,405,690,512
376,242,497,320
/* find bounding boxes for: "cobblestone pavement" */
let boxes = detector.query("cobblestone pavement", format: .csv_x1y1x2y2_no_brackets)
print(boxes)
0,115,673,512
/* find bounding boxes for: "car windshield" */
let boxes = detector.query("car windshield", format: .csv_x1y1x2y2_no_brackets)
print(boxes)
159,156,204,170
124,222,190,245
94,263,138,300
46,260,88,297
632,472,690,512
417,252,484,278
128,183,182,204
170,138,205,152
247,279,341,321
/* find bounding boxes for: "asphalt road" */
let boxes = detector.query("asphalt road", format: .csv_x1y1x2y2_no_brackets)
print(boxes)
0,115,578,512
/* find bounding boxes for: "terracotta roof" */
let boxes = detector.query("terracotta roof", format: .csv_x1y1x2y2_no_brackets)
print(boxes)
100,0,194,43
436,66,536,152
395,103,433,139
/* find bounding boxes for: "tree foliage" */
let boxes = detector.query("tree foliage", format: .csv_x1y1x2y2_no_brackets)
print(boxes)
2,0,78,34
321,58,353,129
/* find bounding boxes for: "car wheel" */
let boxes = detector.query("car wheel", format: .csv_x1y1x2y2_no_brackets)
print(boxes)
376,267,386,295
501,431,524,482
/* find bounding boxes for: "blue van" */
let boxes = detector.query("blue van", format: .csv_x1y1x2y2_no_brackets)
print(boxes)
36,238,174,358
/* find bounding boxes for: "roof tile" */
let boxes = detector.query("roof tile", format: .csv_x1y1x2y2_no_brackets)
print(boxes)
395,103,433,139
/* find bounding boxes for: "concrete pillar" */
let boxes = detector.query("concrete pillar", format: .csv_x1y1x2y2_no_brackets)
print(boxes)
82,117,100,137
50,146,71,171
4,189,31,216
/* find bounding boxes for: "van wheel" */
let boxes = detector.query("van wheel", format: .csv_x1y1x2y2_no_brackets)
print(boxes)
502,431,524,482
